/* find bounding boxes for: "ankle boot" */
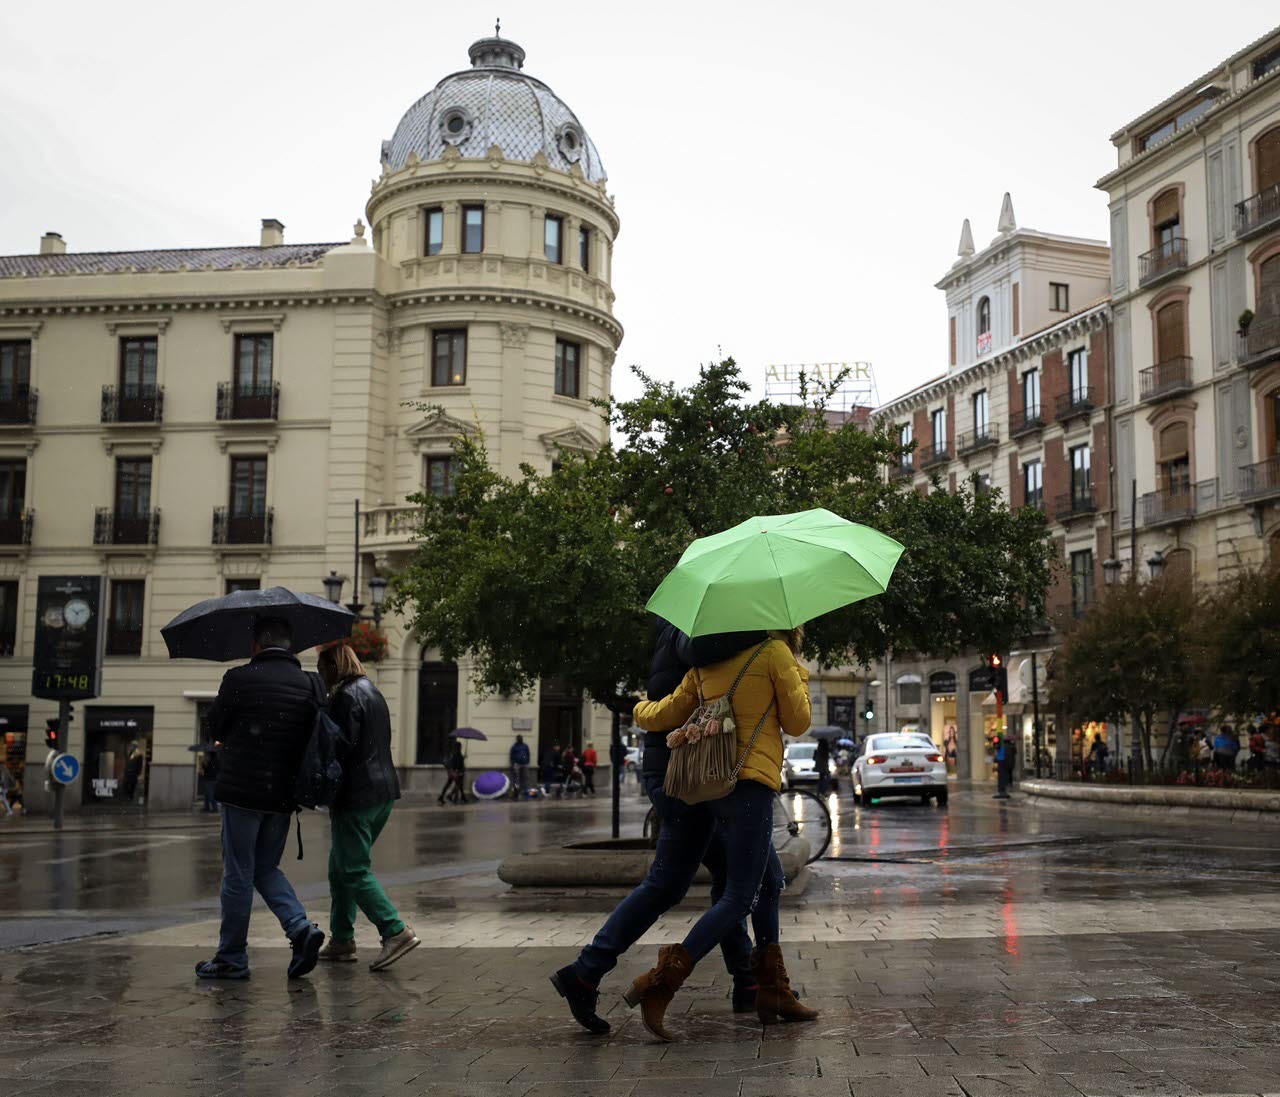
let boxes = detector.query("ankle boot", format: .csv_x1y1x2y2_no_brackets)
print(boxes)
623,944,693,1042
753,943,819,1025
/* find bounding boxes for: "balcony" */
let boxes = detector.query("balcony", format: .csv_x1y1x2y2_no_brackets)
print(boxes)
1141,478,1217,528
1139,356,1194,403
1054,488,1097,522
889,459,914,482
956,428,999,457
1009,407,1045,439
361,504,423,550
101,384,163,424
0,386,37,425
919,442,951,470
1240,455,1280,504
1139,236,1188,288
212,506,274,546
0,510,33,546
1055,387,1097,423
1236,182,1280,241
217,381,280,421
94,508,160,545
1238,314,1280,371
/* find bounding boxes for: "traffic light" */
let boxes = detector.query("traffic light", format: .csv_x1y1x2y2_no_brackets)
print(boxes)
987,654,1008,704
862,697,875,722
45,718,59,751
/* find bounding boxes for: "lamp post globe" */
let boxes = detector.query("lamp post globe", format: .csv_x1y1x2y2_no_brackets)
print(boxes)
322,570,346,604
368,575,389,625
1102,557,1122,586
1146,549,1165,580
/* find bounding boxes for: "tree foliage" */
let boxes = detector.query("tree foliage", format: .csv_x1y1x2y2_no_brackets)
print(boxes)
1049,577,1198,764
1198,560,1280,720
390,359,1055,706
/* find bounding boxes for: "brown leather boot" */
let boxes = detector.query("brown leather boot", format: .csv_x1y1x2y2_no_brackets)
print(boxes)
753,943,819,1025
623,944,693,1042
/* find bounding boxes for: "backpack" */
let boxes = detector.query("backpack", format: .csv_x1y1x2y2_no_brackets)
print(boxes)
293,675,347,812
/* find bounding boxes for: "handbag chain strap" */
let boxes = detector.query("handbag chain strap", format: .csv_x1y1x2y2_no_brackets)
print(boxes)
729,697,776,781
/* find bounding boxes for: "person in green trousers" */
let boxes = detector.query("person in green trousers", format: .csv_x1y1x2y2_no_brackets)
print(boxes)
315,641,420,972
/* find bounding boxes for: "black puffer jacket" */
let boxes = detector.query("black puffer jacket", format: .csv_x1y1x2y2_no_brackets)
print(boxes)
208,648,316,814
641,617,766,779
329,675,401,812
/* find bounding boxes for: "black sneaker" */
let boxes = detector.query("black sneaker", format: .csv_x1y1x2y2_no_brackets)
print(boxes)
195,959,250,981
550,966,611,1034
287,924,325,980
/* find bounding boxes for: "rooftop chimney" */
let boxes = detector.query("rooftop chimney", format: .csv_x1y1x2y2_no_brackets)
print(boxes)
40,232,65,255
260,219,284,247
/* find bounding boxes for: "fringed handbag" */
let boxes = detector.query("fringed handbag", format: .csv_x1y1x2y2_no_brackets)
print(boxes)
663,640,776,805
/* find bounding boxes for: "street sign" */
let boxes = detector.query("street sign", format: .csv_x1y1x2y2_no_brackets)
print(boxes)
32,576,106,701
50,753,81,785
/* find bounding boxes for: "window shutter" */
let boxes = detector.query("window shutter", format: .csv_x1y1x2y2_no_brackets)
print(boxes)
1159,421,1189,461
949,317,956,365
1012,283,1020,335
1152,189,1180,226
1257,127,1280,193
1156,301,1185,359
1260,255,1280,316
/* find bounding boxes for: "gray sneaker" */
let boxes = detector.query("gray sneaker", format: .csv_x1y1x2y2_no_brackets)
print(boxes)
318,938,358,963
369,926,420,972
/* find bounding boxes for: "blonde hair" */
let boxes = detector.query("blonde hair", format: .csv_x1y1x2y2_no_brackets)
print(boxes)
317,643,366,691
768,626,804,654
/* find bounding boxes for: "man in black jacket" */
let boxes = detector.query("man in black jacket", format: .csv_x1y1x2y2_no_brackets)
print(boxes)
551,617,765,1034
195,617,325,981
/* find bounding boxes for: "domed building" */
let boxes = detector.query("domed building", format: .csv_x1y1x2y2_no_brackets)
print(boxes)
0,31,621,813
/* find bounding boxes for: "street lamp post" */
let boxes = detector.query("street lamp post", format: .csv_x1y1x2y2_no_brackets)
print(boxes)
1102,557,1122,586
1146,549,1165,580
321,570,387,627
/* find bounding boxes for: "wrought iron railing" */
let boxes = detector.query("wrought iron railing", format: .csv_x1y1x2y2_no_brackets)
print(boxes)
1237,314,1280,368
1054,387,1096,421
1139,356,1194,402
0,385,37,425
212,506,274,545
1142,485,1195,526
0,510,33,545
1139,236,1188,286
1240,455,1280,503
101,384,163,423
1054,488,1096,521
1236,182,1280,238
919,442,951,469
888,459,913,481
216,381,280,421
1008,407,1045,437
956,428,999,456
93,507,160,545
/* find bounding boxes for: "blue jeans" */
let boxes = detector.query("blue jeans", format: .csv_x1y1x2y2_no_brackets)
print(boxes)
214,804,310,970
683,779,782,964
572,773,759,986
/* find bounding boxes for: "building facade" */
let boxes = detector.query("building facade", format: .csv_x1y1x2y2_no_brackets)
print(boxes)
1099,26,1280,588
874,196,1113,780
0,32,622,812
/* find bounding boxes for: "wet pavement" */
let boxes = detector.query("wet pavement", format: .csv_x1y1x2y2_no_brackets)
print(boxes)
3,785,1280,1096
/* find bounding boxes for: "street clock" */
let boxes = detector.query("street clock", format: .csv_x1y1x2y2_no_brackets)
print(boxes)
32,576,107,700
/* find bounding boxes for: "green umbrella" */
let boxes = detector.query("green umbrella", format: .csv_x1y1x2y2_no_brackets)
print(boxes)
646,508,904,637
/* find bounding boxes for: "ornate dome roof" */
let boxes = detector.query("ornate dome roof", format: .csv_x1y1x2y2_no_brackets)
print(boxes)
381,33,607,184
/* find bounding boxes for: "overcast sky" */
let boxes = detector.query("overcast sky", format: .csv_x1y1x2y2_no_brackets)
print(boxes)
2,2,1276,406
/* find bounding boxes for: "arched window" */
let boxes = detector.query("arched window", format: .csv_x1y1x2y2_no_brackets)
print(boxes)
1255,125,1280,195
977,297,991,335
1158,421,1191,502
1155,299,1186,363
1260,253,1280,318
1163,547,1192,585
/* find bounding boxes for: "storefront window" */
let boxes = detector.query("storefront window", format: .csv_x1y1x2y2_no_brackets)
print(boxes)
0,705,28,816
83,707,153,806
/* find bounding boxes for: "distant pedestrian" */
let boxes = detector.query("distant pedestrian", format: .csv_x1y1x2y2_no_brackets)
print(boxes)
439,742,467,805
582,741,598,795
814,737,831,796
994,734,1016,798
200,749,220,812
1249,726,1268,773
1197,733,1213,774
196,616,325,981
0,764,14,817
510,734,531,798
123,740,145,801
1213,725,1239,771
1087,734,1109,780
1265,724,1280,770
541,742,564,793
314,641,420,972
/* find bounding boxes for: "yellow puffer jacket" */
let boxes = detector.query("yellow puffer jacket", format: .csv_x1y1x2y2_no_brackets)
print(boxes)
633,638,811,792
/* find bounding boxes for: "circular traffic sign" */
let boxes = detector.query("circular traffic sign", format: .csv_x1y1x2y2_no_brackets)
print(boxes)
50,753,81,785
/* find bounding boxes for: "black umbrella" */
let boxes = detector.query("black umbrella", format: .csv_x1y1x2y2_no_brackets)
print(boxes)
161,586,355,661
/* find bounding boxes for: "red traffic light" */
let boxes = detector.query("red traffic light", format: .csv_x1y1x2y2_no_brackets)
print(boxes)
989,653,1004,668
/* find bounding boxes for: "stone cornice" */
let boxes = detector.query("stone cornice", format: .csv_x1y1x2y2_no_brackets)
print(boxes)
875,305,1109,421
0,293,379,320
387,287,624,346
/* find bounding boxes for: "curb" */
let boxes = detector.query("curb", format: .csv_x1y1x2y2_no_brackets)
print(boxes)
1020,778,1280,826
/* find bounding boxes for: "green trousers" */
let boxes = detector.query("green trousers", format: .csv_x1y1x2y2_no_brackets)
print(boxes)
328,801,405,943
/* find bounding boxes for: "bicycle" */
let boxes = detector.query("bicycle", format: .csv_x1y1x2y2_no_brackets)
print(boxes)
642,785,833,864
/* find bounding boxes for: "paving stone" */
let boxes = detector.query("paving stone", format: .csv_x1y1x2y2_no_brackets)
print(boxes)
1062,1072,1200,1096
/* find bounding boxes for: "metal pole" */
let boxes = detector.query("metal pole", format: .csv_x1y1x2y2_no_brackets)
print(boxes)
53,699,69,831
353,497,360,604
1031,651,1043,779
610,707,621,840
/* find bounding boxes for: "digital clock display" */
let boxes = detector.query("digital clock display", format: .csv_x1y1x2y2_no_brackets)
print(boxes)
33,576,105,701
32,669,97,700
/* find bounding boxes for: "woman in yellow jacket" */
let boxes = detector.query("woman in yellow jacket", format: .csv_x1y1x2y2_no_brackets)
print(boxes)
622,629,818,1040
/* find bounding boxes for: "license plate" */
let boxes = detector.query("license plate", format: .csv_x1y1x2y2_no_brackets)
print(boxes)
894,776,923,784
889,766,921,773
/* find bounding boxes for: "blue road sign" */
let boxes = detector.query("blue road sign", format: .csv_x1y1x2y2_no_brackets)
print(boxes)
51,753,81,785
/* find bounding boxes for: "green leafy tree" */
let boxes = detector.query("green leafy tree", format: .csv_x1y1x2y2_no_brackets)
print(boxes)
390,358,1054,706
1199,560,1280,720
1049,577,1198,765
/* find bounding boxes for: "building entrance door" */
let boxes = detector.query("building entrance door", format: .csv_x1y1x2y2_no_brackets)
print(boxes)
538,677,582,761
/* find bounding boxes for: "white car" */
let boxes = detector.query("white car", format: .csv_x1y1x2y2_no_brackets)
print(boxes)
853,733,948,806
782,741,831,787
